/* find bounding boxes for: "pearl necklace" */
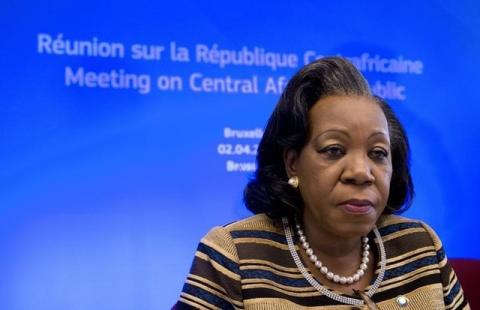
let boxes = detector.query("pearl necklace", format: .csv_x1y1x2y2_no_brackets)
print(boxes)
282,217,386,307
295,220,370,285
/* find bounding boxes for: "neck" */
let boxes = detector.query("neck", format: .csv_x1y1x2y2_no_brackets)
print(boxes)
298,215,369,278
302,220,362,258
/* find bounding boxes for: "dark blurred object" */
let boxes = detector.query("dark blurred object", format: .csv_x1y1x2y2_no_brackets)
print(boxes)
450,258,480,309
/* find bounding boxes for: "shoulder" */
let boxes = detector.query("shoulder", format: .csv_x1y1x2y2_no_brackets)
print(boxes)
376,214,445,259
223,213,282,234
200,214,283,258
205,213,280,236
377,213,424,228
377,214,441,240
202,213,284,245
377,214,438,235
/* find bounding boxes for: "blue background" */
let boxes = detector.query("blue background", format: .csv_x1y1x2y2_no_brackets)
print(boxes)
1,1,479,309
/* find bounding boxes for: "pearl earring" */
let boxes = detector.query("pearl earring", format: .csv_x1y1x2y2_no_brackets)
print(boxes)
288,176,299,188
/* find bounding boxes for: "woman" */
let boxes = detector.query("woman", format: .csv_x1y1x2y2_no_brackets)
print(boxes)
176,57,470,309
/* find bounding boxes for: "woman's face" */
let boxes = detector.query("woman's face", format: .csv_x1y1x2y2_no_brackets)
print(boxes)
285,95,392,238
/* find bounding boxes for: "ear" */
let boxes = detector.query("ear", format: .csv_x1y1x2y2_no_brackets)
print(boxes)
283,149,299,178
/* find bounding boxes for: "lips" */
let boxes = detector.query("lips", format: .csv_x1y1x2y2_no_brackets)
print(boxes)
338,199,374,215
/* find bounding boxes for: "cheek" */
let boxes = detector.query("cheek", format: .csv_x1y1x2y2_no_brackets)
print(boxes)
299,164,341,201
378,167,393,198
297,154,334,183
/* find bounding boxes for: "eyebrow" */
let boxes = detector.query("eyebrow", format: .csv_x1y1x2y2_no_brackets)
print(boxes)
316,129,350,139
314,129,389,141
367,131,390,141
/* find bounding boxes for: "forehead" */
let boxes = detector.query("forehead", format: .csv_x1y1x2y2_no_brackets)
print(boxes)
308,95,389,137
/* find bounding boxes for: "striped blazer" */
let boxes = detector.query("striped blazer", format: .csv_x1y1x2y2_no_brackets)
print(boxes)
177,214,469,309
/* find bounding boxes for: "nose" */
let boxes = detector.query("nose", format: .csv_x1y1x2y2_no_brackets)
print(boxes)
340,153,375,185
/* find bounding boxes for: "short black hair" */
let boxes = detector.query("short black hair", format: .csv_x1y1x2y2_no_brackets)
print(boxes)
244,56,414,218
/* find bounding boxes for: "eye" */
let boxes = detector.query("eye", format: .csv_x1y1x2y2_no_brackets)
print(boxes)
369,147,389,161
319,144,345,159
